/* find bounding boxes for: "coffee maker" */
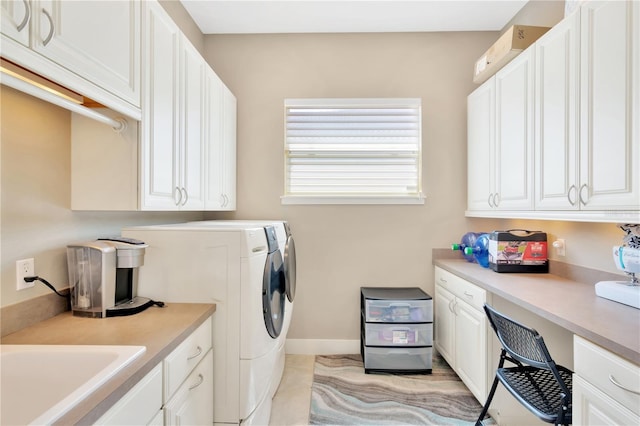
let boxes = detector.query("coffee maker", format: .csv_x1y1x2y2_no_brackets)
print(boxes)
66,237,154,318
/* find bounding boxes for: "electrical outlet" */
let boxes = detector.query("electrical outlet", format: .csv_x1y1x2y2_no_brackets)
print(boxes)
553,239,566,257
16,258,35,290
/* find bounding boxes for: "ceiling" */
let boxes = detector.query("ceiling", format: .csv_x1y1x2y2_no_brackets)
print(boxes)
180,0,529,34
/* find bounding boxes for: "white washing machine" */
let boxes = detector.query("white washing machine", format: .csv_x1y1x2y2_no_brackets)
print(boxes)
186,220,296,399
122,223,288,425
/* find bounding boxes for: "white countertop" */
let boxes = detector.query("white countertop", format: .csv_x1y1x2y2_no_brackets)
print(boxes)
433,259,640,365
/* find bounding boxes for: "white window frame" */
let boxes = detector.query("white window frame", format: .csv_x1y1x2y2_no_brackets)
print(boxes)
282,98,424,205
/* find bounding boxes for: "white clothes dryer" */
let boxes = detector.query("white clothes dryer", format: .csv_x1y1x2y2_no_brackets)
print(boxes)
122,223,286,425
185,220,296,401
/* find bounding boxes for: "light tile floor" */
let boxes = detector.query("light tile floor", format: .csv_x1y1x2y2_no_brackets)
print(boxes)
269,354,316,426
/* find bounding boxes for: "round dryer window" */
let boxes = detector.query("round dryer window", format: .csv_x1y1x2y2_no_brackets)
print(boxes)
263,248,285,338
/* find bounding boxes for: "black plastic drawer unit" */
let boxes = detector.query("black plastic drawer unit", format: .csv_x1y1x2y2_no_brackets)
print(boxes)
360,287,433,374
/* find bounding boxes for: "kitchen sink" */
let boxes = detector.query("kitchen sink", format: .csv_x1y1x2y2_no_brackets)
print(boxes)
0,344,145,425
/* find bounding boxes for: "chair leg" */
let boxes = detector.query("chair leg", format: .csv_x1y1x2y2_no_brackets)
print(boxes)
476,375,500,426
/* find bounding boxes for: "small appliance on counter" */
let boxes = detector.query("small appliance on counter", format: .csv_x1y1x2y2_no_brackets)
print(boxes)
488,229,548,273
66,237,156,318
595,224,640,310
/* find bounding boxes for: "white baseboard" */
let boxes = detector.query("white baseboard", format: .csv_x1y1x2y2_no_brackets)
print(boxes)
285,339,360,355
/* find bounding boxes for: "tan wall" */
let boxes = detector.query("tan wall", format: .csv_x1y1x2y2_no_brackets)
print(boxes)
159,0,205,54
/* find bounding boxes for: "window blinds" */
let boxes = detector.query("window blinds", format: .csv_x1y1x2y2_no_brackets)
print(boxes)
284,98,422,199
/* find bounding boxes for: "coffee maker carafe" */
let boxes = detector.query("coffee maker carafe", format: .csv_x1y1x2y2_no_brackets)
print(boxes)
66,238,153,318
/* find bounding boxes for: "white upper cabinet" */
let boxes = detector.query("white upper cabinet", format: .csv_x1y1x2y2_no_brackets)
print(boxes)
535,11,580,210
579,0,639,211
205,68,237,211
494,47,535,210
140,0,181,210
1,0,141,115
468,0,640,223
467,47,535,212
467,77,495,211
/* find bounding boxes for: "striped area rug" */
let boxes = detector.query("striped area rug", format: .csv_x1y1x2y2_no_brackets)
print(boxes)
309,352,494,425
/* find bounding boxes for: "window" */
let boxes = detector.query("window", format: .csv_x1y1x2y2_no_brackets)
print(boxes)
283,98,424,204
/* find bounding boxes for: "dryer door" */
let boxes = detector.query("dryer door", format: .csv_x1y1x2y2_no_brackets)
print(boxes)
262,249,285,338
284,234,296,302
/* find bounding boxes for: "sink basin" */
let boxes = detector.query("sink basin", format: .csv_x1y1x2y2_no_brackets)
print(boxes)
0,344,145,425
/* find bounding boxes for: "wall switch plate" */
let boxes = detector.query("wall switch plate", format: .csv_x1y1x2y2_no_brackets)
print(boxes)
16,258,35,290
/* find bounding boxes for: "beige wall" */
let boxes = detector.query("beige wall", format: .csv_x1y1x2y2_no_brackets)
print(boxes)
0,87,205,307
203,28,627,343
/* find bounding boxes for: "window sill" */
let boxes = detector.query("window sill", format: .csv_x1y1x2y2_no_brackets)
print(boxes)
281,195,426,205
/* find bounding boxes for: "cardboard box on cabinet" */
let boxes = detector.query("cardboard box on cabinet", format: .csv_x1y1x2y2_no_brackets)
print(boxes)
473,25,550,84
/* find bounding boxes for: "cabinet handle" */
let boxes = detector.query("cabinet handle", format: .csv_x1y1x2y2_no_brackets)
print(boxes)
609,374,640,395
439,277,447,284
174,187,182,206
187,345,202,360
181,187,188,206
224,194,229,207
567,185,577,206
579,184,588,206
493,192,500,208
463,291,474,299
41,9,54,46
487,193,494,208
16,0,30,32
188,373,204,391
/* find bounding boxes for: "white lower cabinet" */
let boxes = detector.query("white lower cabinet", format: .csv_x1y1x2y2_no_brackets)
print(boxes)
434,266,489,403
164,349,214,425
95,364,163,425
573,335,640,425
95,315,213,425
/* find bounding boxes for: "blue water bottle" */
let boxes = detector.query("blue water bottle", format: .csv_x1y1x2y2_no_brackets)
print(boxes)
464,233,491,268
452,232,483,263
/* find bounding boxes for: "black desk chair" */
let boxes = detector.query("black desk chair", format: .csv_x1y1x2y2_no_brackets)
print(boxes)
476,304,573,426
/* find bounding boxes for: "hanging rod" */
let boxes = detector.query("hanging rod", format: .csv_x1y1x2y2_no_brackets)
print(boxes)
0,71,127,132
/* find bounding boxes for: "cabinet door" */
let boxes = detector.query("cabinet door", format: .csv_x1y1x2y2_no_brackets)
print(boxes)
454,299,487,403
579,0,640,210
573,375,640,426
467,77,495,211
434,285,455,366
165,349,214,426
32,0,140,107
221,84,237,210
179,37,206,210
494,47,535,210
535,11,580,210
0,0,30,45
204,70,237,211
140,0,180,210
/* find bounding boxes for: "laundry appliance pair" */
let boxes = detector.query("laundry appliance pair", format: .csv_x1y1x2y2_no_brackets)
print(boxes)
122,220,296,425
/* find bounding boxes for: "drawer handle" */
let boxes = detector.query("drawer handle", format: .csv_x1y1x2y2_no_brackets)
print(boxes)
609,374,640,395
187,345,202,360
188,373,204,391
463,291,474,299
439,277,447,284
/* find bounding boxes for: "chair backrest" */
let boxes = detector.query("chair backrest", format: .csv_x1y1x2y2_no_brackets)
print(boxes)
483,303,554,370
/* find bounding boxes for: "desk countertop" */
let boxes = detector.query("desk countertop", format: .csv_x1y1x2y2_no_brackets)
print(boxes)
433,259,640,365
1,303,216,425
